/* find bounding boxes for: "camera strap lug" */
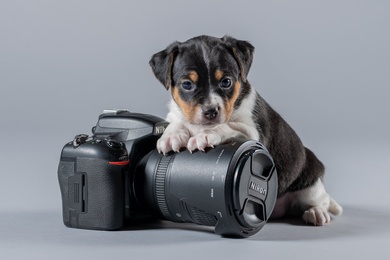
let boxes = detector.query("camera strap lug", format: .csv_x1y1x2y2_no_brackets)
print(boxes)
72,134,91,148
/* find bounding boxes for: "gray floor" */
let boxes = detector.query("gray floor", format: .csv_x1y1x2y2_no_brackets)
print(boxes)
1,205,390,260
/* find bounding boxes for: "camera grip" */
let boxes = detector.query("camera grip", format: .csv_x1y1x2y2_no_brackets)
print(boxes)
58,156,125,230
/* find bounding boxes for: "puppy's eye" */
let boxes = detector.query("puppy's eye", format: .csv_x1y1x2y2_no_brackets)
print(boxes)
181,80,195,91
220,77,232,89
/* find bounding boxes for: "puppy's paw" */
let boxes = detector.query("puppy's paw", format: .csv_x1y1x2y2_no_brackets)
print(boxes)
303,206,331,226
187,130,222,152
157,130,190,155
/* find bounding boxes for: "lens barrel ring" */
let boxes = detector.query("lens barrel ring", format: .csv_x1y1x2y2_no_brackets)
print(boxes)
154,155,173,219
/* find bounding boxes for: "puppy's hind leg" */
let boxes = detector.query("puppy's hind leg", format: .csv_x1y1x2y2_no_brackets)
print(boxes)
296,179,343,225
293,148,343,225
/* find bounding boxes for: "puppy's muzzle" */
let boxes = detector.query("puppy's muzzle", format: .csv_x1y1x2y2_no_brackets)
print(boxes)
203,106,219,120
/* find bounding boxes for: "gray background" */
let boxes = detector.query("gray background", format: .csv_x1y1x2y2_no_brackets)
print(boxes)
1,0,389,259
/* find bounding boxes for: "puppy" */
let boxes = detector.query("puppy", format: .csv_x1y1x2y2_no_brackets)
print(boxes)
149,35,342,225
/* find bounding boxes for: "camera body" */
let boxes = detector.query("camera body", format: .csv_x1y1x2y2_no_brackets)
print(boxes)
58,110,278,237
58,110,168,230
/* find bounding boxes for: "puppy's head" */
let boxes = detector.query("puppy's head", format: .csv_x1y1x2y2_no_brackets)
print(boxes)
149,35,254,125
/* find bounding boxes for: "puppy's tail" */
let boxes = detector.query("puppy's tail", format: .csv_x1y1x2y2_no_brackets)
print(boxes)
329,197,343,216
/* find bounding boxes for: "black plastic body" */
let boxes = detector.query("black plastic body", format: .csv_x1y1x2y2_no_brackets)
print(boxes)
58,138,128,230
58,111,168,230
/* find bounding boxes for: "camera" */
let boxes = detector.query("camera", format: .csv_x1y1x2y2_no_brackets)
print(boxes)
58,110,278,237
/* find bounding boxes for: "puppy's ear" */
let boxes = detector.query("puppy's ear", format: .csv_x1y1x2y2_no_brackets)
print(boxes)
149,42,179,90
222,36,254,83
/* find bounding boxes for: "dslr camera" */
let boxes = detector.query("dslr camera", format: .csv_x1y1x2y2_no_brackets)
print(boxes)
58,110,278,237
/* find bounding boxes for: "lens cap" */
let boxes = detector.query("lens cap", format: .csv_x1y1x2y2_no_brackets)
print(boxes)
232,148,278,232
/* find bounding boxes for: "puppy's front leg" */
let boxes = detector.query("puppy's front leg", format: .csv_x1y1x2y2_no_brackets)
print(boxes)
157,122,190,155
187,122,258,152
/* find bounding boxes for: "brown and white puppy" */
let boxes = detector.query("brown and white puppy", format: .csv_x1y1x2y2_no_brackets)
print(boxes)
149,35,342,225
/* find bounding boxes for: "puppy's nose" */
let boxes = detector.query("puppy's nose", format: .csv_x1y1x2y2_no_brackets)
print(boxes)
203,107,219,120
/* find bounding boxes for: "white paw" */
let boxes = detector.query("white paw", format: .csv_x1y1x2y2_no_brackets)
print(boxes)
157,130,190,155
187,130,222,152
303,206,331,226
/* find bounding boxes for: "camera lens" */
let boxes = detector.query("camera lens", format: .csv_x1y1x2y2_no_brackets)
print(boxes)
134,139,278,238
